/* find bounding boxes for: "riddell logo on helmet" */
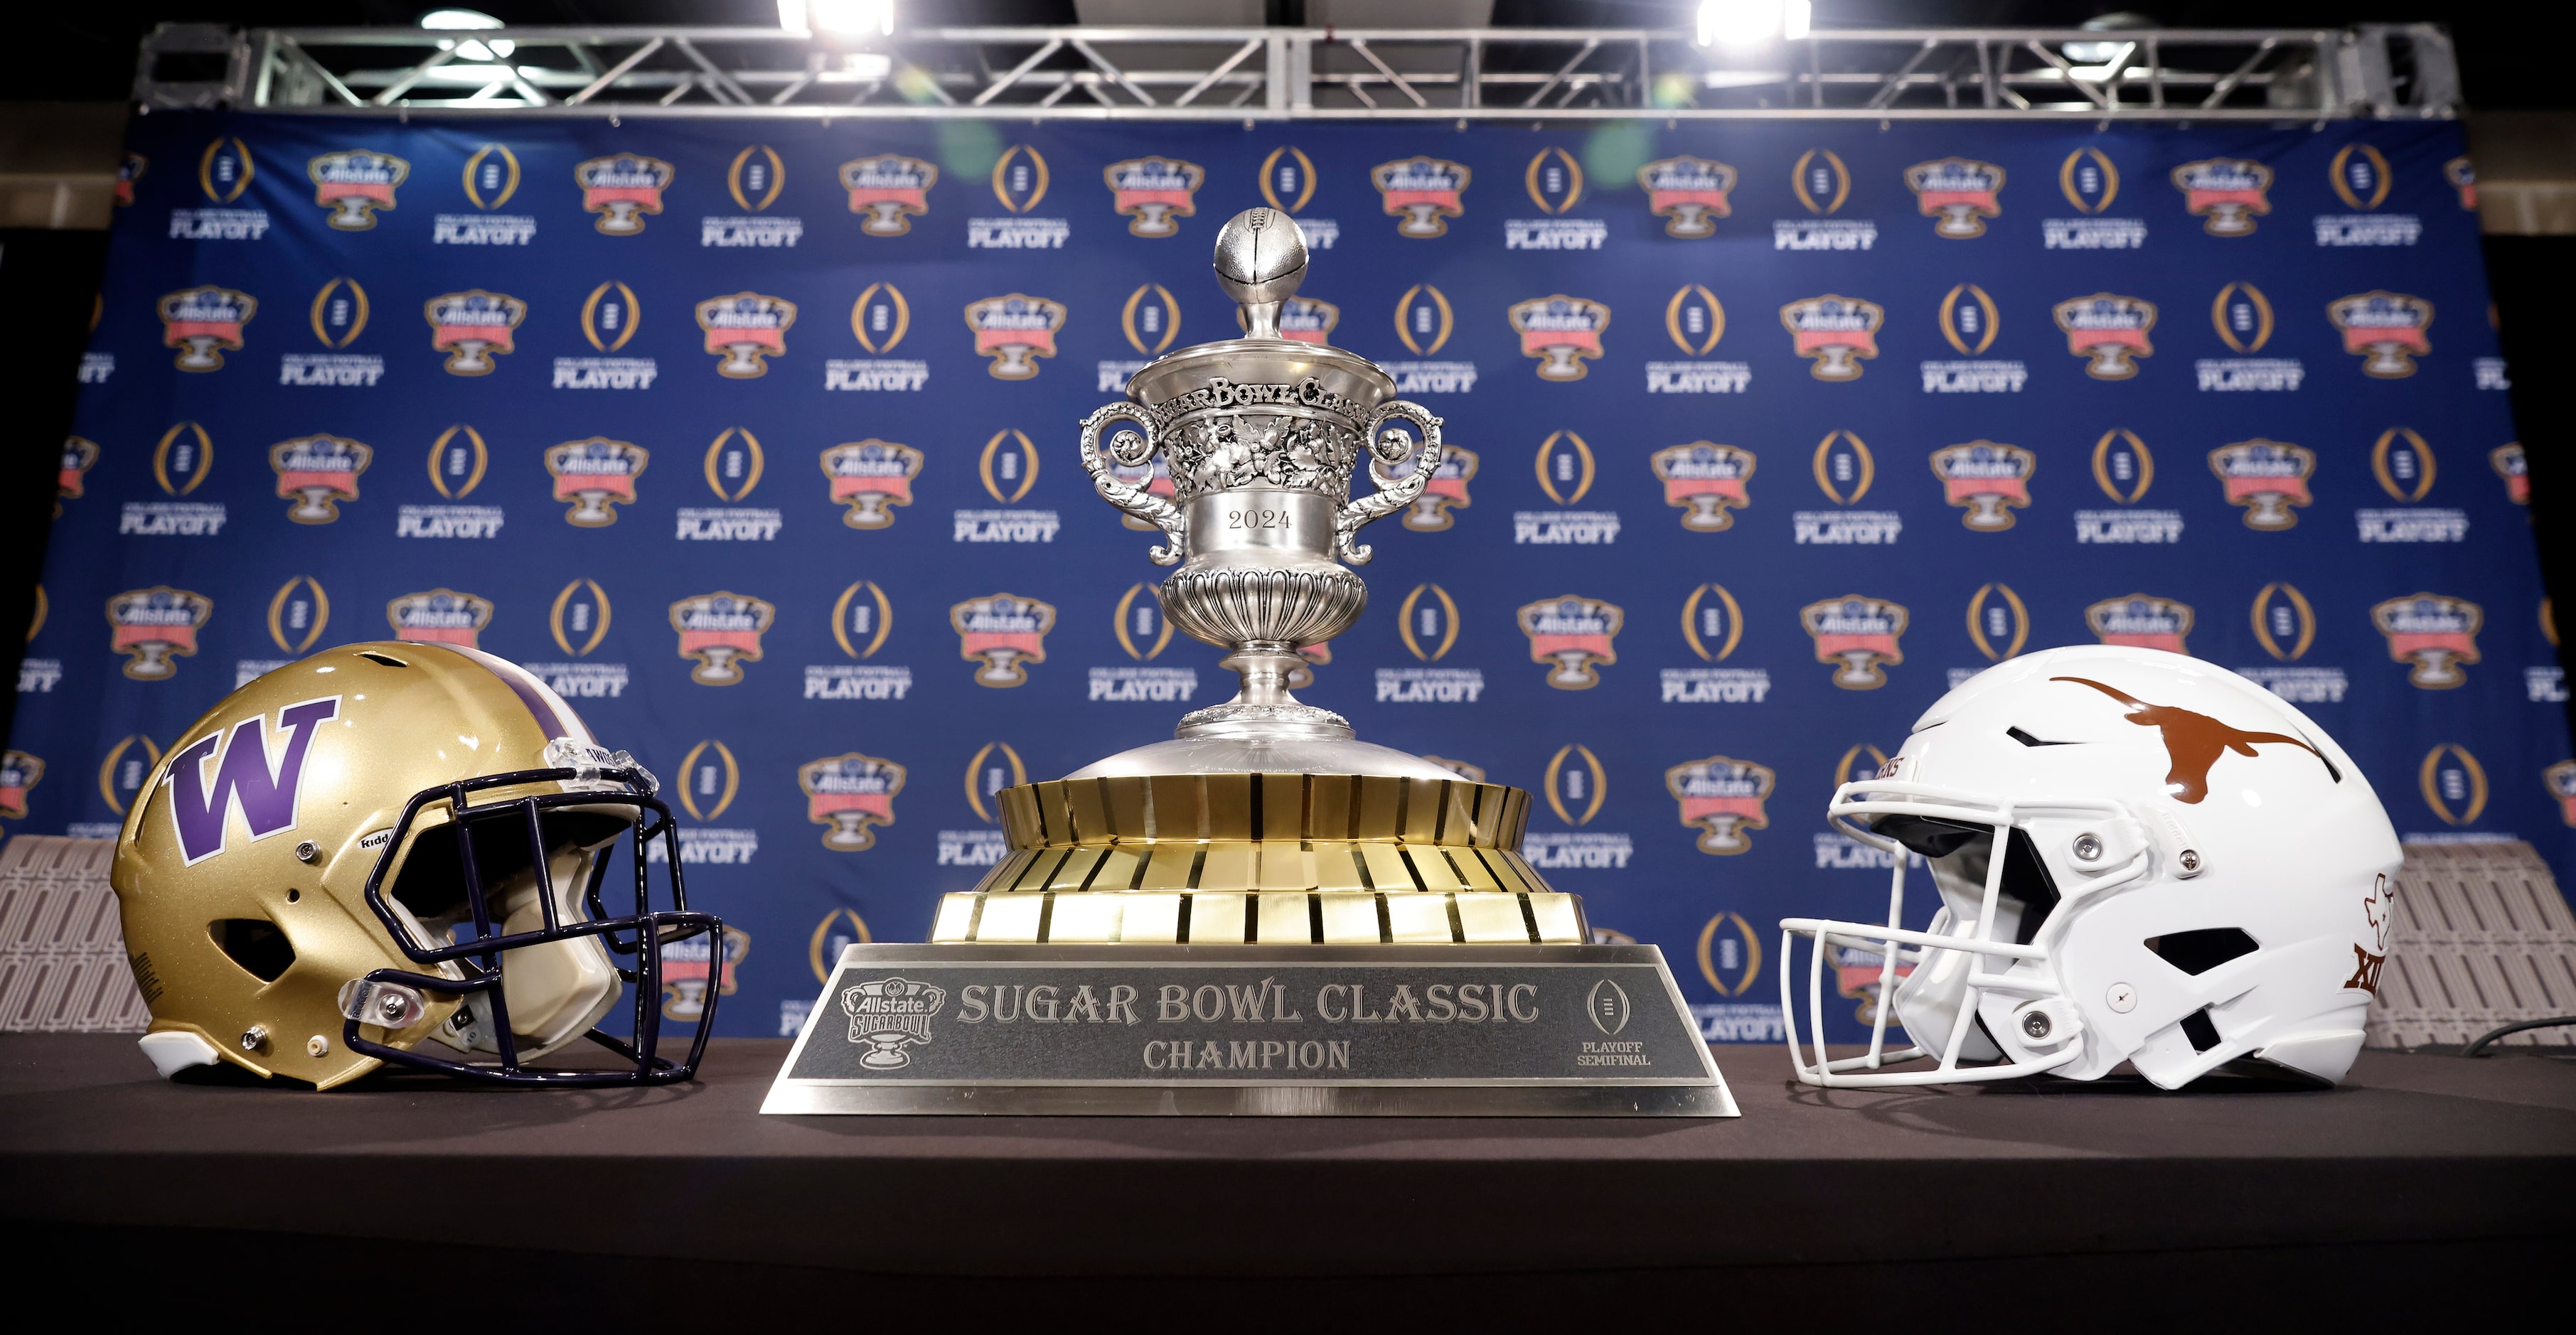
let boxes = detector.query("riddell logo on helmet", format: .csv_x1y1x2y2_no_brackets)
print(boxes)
2085,593,2193,655
671,591,776,685
2372,593,2483,689
801,752,904,851
386,589,493,648
1667,756,1773,855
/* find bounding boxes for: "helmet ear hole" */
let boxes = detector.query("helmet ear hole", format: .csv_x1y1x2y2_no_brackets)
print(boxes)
2148,927,2261,976
210,918,296,983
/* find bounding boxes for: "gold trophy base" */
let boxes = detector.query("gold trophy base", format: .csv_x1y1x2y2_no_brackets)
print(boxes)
929,773,1587,946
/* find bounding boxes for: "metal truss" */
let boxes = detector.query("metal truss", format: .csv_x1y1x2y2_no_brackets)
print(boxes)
134,21,2459,122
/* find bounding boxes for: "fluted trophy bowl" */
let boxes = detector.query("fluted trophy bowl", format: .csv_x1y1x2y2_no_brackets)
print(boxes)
1079,208,1444,755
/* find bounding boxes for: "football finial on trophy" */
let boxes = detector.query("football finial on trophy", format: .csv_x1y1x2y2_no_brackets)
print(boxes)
1079,208,1445,745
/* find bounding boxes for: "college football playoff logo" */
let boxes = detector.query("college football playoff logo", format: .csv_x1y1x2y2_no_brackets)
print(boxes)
545,437,649,527
2209,440,2314,530
1801,596,1908,690
1930,441,2035,531
1103,156,1204,237
1781,296,1882,380
1517,595,1622,690
965,294,1067,380
953,594,1055,687
269,434,372,524
1904,157,2004,237
1508,296,1610,381
385,589,493,648
307,150,407,230
1667,756,1773,855
1652,443,1754,531
697,292,796,377
424,290,525,375
2172,158,2272,236
574,154,673,234
2054,294,2156,379
1372,156,1470,237
823,440,921,529
2329,291,2434,379
840,154,936,235
106,586,212,681
1638,156,1735,237
159,286,256,372
671,591,776,685
2085,594,2193,654
802,754,904,852
2373,594,2483,689
841,976,943,1066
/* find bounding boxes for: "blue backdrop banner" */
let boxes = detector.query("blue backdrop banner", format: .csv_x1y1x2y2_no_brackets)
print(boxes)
12,111,2560,1044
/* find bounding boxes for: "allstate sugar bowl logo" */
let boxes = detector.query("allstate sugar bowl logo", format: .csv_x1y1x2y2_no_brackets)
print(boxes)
670,591,776,685
2373,594,2483,689
840,977,944,1068
802,754,904,852
385,588,493,648
0,751,40,820
1394,443,1475,531
1780,295,1881,380
1667,756,1774,855
1904,157,2005,237
1372,156,1470,237
2329,291,2434,379
2209,439,2314,530
1800,595,1908,689
842,154,937,235
696,291,796,377
1509,295,1610,382
2086,593,2193,653
424,289,525,375
1517,595,1623,690
822,440,921,529
1652,443,1755,531
965,294,1067,380
545,437,650,527
1929,441,2035,531
158,286,255,372
2054,293,2155,379
574,153,673,234
106,586,212,681
1638,156,1735,237
269,434,372,524
2172,158,2272,235
952,593,1056,687
306,149,407,230
1103,156,1204,237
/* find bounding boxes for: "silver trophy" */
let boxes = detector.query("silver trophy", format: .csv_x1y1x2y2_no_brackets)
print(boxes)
1078,208,1447,768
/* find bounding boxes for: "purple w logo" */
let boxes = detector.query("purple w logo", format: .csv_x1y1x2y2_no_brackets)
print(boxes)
169,697,340,865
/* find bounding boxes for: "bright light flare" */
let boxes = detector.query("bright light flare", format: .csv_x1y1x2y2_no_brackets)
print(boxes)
781,0,897,37
420,9,513,62
1695,0,1811,48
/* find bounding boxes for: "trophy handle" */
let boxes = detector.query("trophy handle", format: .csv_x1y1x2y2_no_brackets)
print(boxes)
1335,400,1444,566
1079,402,1186,566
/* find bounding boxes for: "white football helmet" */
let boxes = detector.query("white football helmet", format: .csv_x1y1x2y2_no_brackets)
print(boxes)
1780,645,2400,1090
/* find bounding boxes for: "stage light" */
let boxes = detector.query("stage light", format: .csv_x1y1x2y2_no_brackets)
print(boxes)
1695,0,1811,48
419,9,513,63
781,0,897,38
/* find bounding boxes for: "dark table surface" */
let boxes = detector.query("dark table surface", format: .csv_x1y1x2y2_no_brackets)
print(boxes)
5,1035,2572,1278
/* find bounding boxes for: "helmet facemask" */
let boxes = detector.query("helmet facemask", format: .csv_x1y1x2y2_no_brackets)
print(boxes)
346,761,722,1085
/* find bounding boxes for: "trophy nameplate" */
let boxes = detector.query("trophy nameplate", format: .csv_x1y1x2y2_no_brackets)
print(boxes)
769,209,1733,1117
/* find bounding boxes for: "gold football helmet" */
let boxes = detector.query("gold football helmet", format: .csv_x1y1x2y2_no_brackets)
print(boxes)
110,641,723,1088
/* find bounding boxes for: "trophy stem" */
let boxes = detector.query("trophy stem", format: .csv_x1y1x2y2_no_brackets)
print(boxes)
1175,640,1353,741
